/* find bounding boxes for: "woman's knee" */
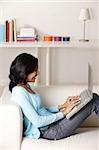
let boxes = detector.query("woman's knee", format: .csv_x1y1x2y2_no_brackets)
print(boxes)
93,93,99,100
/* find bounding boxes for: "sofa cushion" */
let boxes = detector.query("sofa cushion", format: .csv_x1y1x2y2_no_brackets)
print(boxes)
0,86,11,104
21,128,99,150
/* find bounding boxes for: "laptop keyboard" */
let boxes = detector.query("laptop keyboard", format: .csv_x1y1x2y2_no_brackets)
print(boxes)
75,89,93,109
66,89,93,119
80,89,92,102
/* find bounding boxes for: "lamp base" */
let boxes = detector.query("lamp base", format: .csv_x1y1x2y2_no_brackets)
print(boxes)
79,39,89,42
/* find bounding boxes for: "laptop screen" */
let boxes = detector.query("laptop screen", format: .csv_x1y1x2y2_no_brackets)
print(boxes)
88,63,93,92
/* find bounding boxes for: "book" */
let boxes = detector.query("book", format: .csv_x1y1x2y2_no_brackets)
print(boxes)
9,20,13,42
17,39,36,42
0,24,5,42
17,35,37,42
20,27,35,36
12,20,14,41
13,19,17,42
5,20,9,42
17,35,37,38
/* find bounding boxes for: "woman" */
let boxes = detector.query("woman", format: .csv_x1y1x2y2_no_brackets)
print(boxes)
9,53,99,140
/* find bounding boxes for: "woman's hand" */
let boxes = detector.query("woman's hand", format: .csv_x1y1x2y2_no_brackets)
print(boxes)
63,96,80,107
58,96,80,116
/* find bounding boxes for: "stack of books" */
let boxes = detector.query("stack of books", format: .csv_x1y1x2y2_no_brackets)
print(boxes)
17,27,38,42
0,19,17,42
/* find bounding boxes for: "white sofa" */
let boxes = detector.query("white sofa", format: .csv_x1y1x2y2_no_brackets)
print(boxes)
0,85,99,150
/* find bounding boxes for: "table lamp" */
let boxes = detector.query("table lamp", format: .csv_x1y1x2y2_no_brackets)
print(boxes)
79,8,91,42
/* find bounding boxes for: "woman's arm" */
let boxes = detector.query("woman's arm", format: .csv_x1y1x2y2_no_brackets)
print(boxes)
46,106,59,112
42,97,79,113
11,87,64,128
37,95,80,115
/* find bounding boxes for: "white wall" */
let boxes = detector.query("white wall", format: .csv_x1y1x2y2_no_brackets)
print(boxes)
0,1,99,89
97,2,99,39
0,1,98,40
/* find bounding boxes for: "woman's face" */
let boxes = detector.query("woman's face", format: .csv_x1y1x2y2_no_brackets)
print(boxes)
26,68,39,83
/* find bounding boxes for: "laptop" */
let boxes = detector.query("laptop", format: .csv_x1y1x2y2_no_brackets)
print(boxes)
66,63,93,119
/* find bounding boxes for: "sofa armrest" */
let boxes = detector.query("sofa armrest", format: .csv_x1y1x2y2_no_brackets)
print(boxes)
0,104,23,150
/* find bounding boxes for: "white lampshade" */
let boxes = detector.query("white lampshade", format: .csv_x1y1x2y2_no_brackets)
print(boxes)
79,8,90,21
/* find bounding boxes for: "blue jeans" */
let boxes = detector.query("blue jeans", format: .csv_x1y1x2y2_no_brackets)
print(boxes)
41,93,99,140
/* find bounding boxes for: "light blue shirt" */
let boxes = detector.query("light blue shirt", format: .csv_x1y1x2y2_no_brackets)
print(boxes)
11,85,64,139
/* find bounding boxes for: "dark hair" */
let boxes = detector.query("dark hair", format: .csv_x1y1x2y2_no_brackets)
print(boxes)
9,53,38,92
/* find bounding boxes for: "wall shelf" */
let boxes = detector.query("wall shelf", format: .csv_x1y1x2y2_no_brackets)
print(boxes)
0,40,99,48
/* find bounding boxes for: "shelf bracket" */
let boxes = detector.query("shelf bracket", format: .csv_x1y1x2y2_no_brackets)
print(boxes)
46,47,51,86
34,47,40,86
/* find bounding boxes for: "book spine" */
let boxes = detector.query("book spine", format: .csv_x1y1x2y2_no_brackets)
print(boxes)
4,23,6,42
12,20,14,41
0,24,5,42
5,20,10,42
8,22,10,42
17,39,36,42
13,19,17,42
17,38,36,40
9,20,13,42
5,20,8,42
